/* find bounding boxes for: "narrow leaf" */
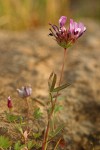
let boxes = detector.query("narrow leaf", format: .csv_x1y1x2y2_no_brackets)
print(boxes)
54,105,63,113
49,72,53,79
53,83,70,92
48,72,54,88
50,73,57,92
49,125,64,138
48,72,57,92
33,108,43,119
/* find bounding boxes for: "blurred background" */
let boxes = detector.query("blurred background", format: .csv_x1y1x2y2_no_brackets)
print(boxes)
0,0,100,30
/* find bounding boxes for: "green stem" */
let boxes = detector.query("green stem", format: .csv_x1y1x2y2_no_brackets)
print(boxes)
49,92,53,110
25,97,30,129
54,138,61,150
26,98,29,118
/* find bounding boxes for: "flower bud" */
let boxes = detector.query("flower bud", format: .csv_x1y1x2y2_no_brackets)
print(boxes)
7,96,13,109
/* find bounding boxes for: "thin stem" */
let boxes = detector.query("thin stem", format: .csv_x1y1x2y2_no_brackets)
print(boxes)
25,98,29,118
42,48,67,150
42,121,50,150
9,108,12,114
50,48,67,116
49,92,53,110
25,97,30,129
54,138,62,150
58,48,67,87
54,48,67,103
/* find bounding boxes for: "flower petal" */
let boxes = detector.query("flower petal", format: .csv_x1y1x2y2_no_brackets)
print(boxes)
69,19,74,32
59,16,67,27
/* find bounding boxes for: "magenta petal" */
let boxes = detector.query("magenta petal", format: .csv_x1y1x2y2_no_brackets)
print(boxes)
69,19,74,32
78,23,84,31
79,23,86,34
59,16,67,27
74,22,78,30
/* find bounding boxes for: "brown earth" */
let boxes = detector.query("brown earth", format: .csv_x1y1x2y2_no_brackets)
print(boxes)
0,19,100,150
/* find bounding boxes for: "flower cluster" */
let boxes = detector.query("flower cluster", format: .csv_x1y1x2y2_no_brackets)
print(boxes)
17,86,32,98
49,16,86,48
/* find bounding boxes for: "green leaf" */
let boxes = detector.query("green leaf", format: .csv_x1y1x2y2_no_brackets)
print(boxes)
14,141,26,150
17,126,23,135
0,136,11,149
33,132,41,139
48,72,53,80
33,108,43,119
27,140,35,149
5,111,23,123
14,141,21,150
54,105,63,113
49,125,64,138
53,83,70,92
48,72,53,88
48,72,57,92
50,73,57,92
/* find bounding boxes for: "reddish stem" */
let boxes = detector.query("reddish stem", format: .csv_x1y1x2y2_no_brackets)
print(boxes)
42,48,67,150
42,121,50,150
54,48,67,105
58,48,67,86
51,48,67,116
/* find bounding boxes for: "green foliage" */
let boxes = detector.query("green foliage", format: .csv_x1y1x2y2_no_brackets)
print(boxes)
54,105,63,113
5,111,23,123
33,108,43,119
27,140,35,149
14,140,35,150
0,136,11,149
16,125,23,135
48,72,57,92
33,132,41,139
49,125,64,139
14,141,26,150
53,83,70,92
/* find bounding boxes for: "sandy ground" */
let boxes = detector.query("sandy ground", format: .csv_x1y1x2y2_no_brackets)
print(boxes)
0,19,100,150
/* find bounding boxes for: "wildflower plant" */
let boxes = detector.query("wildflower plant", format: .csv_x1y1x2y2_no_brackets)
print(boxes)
42,16,86,149
49,16,86,48
3,16,86,150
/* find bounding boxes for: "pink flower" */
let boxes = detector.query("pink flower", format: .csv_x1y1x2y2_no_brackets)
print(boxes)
49,16,86,48
7,96,13,108
69,19,86,40
17,86,32,98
